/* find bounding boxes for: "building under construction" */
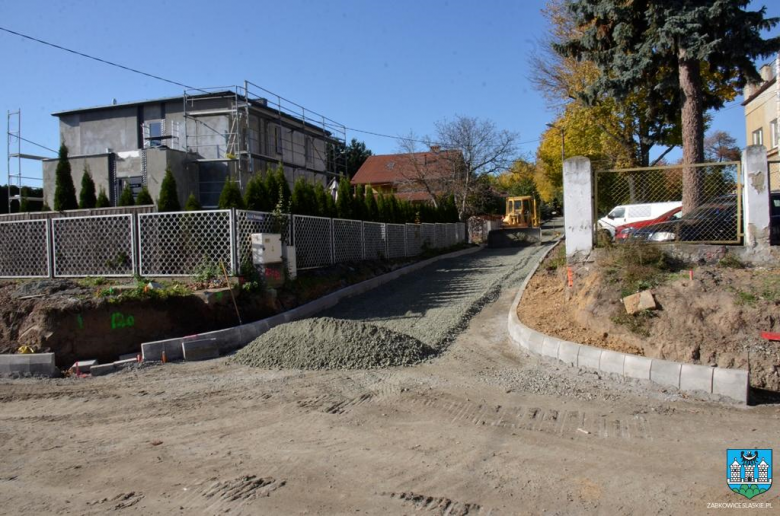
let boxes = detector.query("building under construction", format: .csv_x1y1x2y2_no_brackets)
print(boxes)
41,81,347,208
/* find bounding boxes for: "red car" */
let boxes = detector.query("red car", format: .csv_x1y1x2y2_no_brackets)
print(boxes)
615,207,682,241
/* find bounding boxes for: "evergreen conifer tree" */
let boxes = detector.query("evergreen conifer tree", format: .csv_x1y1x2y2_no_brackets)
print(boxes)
53,144,77,211
185,192,201,211
78,168,97,209
218,179,245,209
157,168,180,212
264,166,279,208
117,184,135,207
364,187,378,222
95,187,110,208
336,177,353,219
135,186,153,206
244,175,270,211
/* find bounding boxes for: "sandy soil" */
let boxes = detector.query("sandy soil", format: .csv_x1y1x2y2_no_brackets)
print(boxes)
1,241,778,514
519,243,780,392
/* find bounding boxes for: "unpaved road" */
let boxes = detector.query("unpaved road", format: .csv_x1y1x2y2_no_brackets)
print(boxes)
1,238,778,515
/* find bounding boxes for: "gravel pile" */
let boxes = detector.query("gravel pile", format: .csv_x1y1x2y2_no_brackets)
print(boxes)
232,317,435,370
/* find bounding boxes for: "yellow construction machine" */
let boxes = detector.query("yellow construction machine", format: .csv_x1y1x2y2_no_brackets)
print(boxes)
488,195,542,247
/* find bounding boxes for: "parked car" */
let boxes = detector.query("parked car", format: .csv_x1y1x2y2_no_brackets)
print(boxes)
614,206,682,241
633,193,780,244
597,201,682,238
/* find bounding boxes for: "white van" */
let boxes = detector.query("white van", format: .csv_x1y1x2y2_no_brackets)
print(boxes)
598,201,682,238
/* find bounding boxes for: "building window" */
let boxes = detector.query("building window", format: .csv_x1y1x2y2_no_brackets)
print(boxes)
148,120,163,148
752,128,763,146
771,119,778,149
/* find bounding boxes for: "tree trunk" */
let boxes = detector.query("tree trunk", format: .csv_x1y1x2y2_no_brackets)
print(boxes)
678,49,705,213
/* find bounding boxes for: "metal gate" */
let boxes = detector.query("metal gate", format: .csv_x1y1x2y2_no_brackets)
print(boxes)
594,161,743,245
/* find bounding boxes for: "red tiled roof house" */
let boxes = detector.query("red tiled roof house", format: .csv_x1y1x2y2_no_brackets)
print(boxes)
351,148,462,203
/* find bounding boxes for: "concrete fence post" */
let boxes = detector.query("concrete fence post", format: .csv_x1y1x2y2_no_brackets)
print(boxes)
741,145,771,249
563,157,594,261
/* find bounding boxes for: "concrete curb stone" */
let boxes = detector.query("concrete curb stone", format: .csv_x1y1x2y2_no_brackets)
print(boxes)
506,237,749,404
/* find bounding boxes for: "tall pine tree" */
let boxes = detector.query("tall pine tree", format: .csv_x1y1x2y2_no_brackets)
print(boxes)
53,144,77,211
157,168,180,212
78,167,97,209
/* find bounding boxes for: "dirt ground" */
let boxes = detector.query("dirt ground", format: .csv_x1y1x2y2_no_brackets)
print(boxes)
1,240,778,514
519,242,780,392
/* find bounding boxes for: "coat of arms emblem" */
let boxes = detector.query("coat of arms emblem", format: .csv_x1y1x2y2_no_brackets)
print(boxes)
727,449,772,499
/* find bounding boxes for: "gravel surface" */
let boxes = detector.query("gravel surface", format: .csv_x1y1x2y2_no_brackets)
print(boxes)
321,245,550,349
232,317,435,370
233,245,551,371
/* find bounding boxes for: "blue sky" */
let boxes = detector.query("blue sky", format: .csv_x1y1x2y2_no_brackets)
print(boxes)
1,0,778,183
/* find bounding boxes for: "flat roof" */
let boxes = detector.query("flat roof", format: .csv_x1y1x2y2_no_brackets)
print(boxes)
51,90,338,137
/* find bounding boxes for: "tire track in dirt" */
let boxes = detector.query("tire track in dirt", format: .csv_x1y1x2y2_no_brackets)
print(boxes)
402,395,652,441
384,491,493,515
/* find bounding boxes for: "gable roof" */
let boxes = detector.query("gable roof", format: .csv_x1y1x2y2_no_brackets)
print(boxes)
352,150,460,185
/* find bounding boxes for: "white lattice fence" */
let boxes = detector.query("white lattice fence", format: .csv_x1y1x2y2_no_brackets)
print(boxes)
406,224,423,256
0,220,50,278
138,210,234,276
235,210,291,267
333,218,364,263
386,224,406,258
293,215,332,269
363,222,386,260
52,215,135,277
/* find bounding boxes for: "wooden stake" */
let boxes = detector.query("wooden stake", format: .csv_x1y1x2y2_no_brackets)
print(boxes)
220,260,243,326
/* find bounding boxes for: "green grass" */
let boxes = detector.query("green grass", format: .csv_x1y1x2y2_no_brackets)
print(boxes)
545,244,566,271
98,278,192,304
717,254,745,269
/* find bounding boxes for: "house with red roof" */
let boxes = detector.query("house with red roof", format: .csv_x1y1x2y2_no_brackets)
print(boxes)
351,147,462,203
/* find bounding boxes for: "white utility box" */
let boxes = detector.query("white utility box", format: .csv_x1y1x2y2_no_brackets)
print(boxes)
251,233,282,264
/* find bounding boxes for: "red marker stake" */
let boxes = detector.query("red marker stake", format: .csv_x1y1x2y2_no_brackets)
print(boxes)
689,270,693,281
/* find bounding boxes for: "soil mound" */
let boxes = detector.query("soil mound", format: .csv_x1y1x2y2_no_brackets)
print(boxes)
232,317,436,370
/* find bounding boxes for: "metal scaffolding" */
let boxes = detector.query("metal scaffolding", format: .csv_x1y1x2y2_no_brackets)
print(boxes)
6,110,45,213
181,82,347,191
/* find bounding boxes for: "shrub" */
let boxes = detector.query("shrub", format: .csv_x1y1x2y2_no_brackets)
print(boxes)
218,179,245,209
336,177,353,219
184,193,201,211
117,184,135,207
313,182,331,218
353,184,365,221
244,175,270,211
53,144,77,211
78,168,96,209
291,178,317,216
135,186,153,206
364,188,378,222
157,168,180,212
95,187,110,208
